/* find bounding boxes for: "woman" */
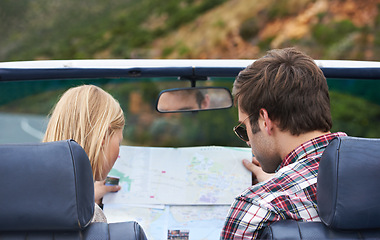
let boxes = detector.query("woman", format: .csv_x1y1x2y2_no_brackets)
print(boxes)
43,84,124,222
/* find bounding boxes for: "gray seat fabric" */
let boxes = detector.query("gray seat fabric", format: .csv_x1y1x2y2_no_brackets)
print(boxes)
261,220,380,240
0,222,146,240
0,140,147,240
261,136,380,239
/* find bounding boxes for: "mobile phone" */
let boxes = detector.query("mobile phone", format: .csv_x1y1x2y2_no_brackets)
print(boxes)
105,176,120,186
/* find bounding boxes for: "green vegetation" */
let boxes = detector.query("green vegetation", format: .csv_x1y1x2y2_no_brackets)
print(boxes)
308,15,374,60
239,17,260,41
312,19,358,47
257,37,276,52
0,0,227,61
266,0,311,20
373,4,380,59
2,0,380,61
330,92,380,138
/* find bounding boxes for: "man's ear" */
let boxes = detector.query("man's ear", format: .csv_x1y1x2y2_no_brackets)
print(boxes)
259,108,273,135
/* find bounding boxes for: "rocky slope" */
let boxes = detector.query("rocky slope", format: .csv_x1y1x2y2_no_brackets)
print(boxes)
150,0,380,60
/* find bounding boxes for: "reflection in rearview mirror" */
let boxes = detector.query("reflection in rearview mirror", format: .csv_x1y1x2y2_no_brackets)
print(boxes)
156,87,233,113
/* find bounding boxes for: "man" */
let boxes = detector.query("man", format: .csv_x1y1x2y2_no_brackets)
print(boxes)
157,88,210,112
221,47,346,239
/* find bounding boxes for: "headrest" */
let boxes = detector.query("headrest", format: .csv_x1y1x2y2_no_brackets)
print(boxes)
0,140,94,231
317,136,380,230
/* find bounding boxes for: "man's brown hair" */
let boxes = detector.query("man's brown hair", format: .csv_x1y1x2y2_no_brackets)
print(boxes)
233,47,332,135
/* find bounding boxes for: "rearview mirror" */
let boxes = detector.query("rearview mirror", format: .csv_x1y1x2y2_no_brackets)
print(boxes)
156,87,233,113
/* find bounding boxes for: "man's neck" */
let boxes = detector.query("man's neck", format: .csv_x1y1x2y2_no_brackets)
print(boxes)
277,130,331,160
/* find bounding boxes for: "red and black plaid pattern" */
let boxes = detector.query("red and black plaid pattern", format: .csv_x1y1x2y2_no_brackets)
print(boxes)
221,132,347,239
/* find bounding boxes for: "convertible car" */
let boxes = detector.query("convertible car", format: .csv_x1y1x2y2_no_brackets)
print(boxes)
0,59,380,239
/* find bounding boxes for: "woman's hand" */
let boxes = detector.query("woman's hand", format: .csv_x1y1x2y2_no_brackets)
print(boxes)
243,157,275,185
94,180,121,205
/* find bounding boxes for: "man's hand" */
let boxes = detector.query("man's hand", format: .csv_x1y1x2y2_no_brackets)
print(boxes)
243,157,275,185
94,180,121,205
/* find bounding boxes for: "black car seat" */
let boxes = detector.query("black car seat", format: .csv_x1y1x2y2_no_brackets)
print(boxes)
261,136,380,239
0,139,147,240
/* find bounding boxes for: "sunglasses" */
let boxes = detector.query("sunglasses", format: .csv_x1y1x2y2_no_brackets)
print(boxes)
233,115,251,142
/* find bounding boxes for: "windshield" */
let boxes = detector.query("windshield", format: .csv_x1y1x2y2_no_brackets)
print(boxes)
1,76,380,147
0,77,244,147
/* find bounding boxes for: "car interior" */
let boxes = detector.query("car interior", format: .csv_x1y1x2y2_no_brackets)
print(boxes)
0,139,147,239
261,136,380,239
1,60,380,239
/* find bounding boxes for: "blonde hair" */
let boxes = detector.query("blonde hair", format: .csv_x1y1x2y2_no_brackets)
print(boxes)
43,85,125,180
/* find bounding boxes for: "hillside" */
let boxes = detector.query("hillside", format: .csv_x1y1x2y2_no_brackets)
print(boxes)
1,0,380,61
152,0,380,60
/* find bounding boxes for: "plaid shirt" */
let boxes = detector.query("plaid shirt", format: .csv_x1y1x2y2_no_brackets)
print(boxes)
221,132,347,239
